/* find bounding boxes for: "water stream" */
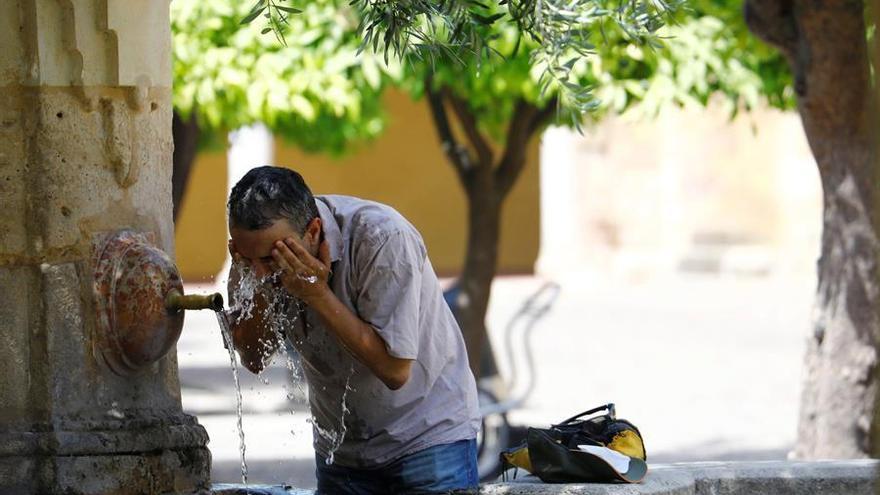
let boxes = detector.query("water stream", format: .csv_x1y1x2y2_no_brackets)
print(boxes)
215,310,249,485
323,365,354,465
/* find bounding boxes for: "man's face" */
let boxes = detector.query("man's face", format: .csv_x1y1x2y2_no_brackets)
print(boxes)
230,219,309,279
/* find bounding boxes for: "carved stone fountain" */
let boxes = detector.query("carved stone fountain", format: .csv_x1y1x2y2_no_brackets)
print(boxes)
0,1,215,493
93,230,223,376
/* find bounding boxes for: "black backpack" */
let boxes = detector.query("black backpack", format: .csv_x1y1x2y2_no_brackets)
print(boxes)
501,403,648,483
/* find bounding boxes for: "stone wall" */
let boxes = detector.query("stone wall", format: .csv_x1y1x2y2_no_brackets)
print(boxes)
538,106,821,282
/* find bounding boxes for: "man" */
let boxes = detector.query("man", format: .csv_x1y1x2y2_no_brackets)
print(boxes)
224,166,481,494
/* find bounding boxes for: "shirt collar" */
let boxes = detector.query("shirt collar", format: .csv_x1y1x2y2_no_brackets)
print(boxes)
316,197,342,264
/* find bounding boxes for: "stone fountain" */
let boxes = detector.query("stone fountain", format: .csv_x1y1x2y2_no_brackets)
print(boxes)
0,1,214,493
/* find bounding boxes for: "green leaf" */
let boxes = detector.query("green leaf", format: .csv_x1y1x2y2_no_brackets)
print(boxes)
470,12,506,25
240,5,266,25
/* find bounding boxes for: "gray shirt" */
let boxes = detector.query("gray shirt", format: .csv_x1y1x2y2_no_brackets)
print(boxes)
285,195,480,468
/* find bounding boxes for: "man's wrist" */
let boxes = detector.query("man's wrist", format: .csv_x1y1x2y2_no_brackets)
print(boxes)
300,284,336,309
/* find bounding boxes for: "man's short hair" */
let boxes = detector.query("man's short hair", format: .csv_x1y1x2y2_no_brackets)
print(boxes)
227,166,319,233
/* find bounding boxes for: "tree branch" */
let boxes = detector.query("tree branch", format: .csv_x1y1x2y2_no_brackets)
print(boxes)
424,76,474,182
442,88,493,167
494,98,556,199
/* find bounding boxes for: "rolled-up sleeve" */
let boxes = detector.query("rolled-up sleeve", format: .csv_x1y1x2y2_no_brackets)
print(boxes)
354,229,425,359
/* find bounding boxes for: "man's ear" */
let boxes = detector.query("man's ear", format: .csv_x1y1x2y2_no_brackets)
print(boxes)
306,217,322,244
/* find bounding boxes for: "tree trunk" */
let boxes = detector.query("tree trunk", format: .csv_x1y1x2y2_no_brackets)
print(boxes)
172,110,201,223
745,0,880,457
799,172,880,457
424,80,555,378
456,171,503,378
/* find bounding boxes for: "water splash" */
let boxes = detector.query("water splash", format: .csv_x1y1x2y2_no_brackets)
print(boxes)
258,288,308,446
314,364,355,466
216,310,249,485
267,306,306,402
229,265,259,324
228,267,353,467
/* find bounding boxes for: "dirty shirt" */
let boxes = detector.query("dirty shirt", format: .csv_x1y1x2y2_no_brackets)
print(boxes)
284,195,480,468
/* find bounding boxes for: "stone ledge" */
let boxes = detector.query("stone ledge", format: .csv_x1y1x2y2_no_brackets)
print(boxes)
209,460,879,495
482,467,693,494
484,460,878,495
0,419,209,457
672,460,878,495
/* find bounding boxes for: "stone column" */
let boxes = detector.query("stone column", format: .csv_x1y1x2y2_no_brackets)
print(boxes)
0,1,210,494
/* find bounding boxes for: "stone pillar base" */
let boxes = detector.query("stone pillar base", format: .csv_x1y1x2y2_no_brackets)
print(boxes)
0,415,210,495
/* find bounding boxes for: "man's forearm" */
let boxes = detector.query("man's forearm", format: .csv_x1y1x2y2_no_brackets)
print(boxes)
306,288,412,390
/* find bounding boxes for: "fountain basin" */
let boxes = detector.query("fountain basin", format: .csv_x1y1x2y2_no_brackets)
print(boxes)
207,460,878,494
93,230,222,376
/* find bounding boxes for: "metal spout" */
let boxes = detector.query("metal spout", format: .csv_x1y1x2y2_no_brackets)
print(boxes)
165,289,224,313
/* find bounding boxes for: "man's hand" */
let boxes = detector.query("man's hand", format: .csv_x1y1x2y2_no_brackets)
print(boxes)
270,233,412,390
228,239,245,266
271,234,333,304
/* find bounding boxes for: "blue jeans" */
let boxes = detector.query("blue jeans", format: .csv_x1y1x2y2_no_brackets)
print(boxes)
315,439,478,494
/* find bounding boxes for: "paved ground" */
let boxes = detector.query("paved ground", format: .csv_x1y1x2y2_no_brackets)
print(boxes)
177,272,813,489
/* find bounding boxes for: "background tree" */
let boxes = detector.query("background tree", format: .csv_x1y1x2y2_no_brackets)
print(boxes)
172,0,791,378
397,3,794,375
171,0,401,220
746,0,880,458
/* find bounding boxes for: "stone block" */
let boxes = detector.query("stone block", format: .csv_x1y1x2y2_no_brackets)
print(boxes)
27,88,173,253
0,422,210,494
105,0,172,87
672,460,878,495
482,470,694,495
0,1,25,86
0,88,27,256
0,455,37,494
51,447,210,495
0,266,36,428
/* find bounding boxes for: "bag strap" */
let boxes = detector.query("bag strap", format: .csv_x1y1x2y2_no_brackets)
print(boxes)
557,403,616,425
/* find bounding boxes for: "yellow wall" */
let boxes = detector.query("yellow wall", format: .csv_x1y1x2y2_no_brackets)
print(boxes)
174,151,229,282
175,90,540,281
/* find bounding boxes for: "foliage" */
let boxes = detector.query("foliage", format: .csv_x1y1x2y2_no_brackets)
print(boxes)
241,0,683,129
398,3,792,140
679,0,795,111
173,0,793,150
235,0,794,137
172,0,400,153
